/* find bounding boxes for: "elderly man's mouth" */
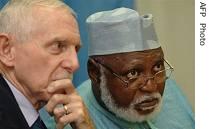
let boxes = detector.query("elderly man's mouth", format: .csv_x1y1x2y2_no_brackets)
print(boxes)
134,98,159,111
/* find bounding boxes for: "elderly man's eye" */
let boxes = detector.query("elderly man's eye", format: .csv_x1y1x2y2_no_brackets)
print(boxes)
126,69,139,80
56,42,65,49
153,63,164,72
50,42,67,54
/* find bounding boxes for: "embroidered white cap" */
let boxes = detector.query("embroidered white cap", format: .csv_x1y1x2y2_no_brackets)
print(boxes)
86,7,160,56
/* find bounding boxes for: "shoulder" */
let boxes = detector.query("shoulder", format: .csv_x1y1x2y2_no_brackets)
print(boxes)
153,79,195,129
164,79,193,111
76,79,92,97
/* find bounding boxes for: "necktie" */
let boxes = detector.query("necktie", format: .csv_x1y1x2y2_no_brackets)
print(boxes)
31,116,47,129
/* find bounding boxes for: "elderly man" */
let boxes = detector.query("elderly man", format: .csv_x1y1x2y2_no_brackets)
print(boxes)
0,0,94,129
77,8,195,129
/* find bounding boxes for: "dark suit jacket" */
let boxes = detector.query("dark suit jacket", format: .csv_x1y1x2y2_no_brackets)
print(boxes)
0,75,30,129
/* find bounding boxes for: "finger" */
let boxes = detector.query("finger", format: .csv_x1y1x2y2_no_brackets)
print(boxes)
58,111,83,126
56,122,65,129
53,102,83,118
46,91,82,115
53,105,66,118
45,94,69,115
66,93,83,103
47,79,76,94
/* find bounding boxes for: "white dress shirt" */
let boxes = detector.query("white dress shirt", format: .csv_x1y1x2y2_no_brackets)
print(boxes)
4,77,39,127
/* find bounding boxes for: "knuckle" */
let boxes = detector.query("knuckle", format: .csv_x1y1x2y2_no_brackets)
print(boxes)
77,102,83,108
77,109,84,117
66,95,71,100
75,110,85,123
45,106,53,115
57,117,66,124
58,117,66,125
64,79,71,84
72,94,82,101
53,108,60,116
51,94,61,103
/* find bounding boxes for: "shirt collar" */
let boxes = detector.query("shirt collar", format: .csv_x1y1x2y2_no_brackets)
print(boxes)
4,77,39,127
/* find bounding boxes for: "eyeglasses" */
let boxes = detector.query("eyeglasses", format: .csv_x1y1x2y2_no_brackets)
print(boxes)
91,58,174,88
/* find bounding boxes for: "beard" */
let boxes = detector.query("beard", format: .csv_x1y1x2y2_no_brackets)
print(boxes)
99,68,163,123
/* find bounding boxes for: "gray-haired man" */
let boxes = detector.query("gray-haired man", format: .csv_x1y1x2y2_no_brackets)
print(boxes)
0,0,94,129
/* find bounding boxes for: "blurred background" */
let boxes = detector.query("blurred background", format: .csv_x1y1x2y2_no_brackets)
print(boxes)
0,0,194,111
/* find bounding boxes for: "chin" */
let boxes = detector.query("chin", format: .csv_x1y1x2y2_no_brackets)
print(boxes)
36,90,51,102
99,71,163,123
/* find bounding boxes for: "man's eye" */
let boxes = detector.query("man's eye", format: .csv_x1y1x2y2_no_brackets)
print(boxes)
126,69,139,80
51,42,66,53
153,63,164,72
56,42,65,49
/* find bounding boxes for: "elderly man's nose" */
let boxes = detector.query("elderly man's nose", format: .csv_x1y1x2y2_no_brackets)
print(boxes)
62,49,79,73
140,79,157,92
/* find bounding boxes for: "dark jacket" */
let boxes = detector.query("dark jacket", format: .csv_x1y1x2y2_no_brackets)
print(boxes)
0,75,30,129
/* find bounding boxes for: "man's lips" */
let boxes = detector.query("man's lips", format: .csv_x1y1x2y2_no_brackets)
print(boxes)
134,98,159,111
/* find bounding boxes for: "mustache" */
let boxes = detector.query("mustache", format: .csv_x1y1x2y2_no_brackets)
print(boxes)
131,93,161,106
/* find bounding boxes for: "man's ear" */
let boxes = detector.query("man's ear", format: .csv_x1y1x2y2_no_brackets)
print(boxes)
87,58,101,85
0,34,15,67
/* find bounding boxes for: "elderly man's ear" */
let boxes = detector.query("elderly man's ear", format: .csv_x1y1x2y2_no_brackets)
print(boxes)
87,58,101,85
0,34,15,67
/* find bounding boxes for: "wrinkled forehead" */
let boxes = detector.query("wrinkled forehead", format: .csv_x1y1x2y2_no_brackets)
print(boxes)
92,47,164,64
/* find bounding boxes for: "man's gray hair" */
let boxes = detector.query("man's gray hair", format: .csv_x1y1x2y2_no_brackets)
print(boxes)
0,0,76,42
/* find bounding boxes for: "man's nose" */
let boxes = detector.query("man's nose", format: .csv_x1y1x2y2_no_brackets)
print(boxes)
62,48,79,73
140,78,157,93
